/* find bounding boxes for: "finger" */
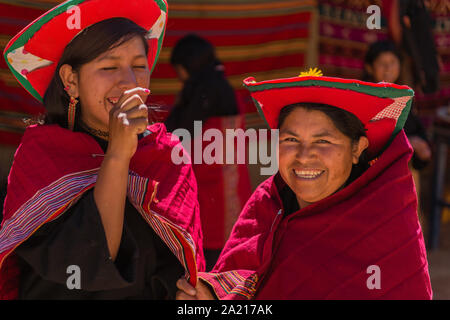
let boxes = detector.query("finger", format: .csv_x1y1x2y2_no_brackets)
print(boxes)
176,291,197,301
123,104,148,120
119,94,146,112
126,117,148,134
116,87,150,110
176,278,197,296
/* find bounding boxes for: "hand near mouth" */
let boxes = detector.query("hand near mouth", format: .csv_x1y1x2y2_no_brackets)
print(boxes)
107,87,151,161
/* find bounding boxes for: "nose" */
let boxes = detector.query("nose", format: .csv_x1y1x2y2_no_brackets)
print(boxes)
118,66,138,91
295,143,317,163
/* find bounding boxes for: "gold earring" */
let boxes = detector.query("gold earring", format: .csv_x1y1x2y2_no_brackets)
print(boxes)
67,96,78,131
64,85,78,131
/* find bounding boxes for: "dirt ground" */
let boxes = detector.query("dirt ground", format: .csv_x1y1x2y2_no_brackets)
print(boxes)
427,222,450,300
419,163,450,300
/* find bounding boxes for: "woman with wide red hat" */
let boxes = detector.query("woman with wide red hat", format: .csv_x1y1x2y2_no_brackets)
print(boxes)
0,0,205,299
176,69,432,300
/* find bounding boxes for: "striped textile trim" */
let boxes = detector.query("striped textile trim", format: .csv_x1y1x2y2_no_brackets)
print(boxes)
0,168,99,254
127,174,197,283
206,271,258,299
0,169,198,285
127,171,148,206
133,205,196,282
153,212,197,281
229,273,258,299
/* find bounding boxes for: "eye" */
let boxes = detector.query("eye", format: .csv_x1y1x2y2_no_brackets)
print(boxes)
101,67,117,71
281,137,298,143
133,66,147,69
316,139,330,144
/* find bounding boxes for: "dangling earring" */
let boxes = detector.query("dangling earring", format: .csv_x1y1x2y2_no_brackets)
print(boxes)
64,85,78,131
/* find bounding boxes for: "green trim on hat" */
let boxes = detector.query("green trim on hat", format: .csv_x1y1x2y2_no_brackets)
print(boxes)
4,0,167,103
251,97,271,129
4,58,43,103
3,0,86,103
244,76,415,160
150,0,167,75
376,97,413,158
244,78,414,100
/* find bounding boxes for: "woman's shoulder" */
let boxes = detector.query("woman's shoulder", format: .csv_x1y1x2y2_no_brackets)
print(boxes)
16,124,103,159
131,122,196,180
139,122,180,149
21,124,63,141
238,175,280,218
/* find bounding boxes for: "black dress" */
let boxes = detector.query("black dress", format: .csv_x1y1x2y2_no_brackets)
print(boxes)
15,127,184,299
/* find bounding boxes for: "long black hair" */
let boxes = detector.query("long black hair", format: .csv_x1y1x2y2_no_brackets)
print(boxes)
43,17,149,128
165,34,238,134
278,103,370,186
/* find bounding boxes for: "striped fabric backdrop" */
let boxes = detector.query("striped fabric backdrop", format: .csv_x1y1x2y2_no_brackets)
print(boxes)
318,0,389,79
318,0,450,128
0,0,318,147
418,0,450,123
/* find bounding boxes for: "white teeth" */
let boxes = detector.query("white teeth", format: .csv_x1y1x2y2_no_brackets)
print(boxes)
294,169,324,179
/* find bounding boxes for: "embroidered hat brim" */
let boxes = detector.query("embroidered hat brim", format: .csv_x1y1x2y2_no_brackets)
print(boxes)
3,0,168,103
243,75,414,159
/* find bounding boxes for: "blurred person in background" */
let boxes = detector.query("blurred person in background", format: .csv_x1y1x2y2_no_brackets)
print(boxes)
383,0,441,94
165,34,252,271
165,34,240,133
363,40,432,222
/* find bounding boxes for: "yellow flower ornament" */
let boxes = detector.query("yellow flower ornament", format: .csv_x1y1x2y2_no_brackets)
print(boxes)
299,67,323,77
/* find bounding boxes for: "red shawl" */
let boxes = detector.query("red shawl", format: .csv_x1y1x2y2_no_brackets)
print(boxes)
0,123,205,299
200,130,432,300
192,115,252,250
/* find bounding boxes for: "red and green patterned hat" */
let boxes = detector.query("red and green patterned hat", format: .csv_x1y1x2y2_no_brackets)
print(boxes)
3,0,168,104
243,69,414,159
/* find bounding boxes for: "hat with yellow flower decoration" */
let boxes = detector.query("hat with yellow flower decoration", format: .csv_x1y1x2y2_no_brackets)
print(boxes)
243,68,414,159
3,0,168,103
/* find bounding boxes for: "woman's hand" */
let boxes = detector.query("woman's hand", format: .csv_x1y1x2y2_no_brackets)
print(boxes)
107,87,150,161
176,278,215,300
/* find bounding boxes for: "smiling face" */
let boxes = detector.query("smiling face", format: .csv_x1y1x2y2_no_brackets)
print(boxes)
278,107,368,209
59,35,150,131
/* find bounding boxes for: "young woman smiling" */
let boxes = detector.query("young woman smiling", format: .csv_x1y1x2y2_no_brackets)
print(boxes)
176,72,432,300
0,0,204,299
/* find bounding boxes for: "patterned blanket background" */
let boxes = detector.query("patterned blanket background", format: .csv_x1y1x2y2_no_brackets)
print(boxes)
0,0,448,146
319,0,450,129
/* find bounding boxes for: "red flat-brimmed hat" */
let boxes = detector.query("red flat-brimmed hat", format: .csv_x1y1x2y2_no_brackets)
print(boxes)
243,69,414,159
3,0,168,103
